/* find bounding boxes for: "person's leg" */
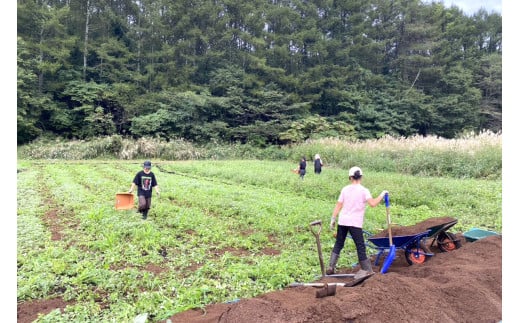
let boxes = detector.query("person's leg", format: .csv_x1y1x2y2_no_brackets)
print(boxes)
138,195,149,219
350,227,367,261
350,227,373,273
142,197,152,219
138,195,147,216
332,226,348,255
326,225,348,274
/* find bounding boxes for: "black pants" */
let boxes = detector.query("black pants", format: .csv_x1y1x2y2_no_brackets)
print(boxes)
332,225,368,262
138,195,152,216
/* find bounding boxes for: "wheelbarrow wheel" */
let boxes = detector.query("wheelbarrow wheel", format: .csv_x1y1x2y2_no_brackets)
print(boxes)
405,247,428,265
437,232,461,252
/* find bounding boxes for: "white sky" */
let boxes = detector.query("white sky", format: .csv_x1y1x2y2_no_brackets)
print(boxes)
442,0,502,15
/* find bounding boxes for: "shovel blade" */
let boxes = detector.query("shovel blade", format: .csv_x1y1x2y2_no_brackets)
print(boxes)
323,273,356,278
343,272,375,287
381,245,396,274
289,282,325,287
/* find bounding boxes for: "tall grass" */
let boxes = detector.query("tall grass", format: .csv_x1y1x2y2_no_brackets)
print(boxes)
16,135,206,160
17,130,501,179
283,130,501,179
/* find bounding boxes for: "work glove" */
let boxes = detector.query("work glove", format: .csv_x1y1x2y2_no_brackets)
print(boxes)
128,189,133,194
330,216,336,231
379,190,389,199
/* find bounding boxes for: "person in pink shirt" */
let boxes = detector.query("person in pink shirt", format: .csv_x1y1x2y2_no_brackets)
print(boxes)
326,166,388,275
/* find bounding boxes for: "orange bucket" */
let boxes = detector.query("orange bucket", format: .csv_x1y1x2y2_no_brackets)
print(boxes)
115,193,134,210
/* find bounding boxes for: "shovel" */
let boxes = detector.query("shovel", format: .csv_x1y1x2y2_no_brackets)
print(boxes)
289,272,375,288
310,220,355,279
381,193,395,274
309,220,325,277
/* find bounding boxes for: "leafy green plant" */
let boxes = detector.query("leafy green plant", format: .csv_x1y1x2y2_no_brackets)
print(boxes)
17,155,501,321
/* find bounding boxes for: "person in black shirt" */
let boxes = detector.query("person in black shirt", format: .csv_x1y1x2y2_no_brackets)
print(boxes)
298,156,307,180
128,160,160,220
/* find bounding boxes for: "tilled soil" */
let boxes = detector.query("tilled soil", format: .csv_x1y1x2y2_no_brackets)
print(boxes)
167,217,502,323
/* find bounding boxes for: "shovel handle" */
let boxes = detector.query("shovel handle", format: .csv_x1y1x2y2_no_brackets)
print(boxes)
310,220,325,276
384,193,393,245
309,220,322,236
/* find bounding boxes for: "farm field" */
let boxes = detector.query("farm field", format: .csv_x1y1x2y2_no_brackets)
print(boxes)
17,159,502,322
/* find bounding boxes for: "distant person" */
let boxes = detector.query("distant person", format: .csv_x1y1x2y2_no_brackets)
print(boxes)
129,160,160,220
298,156,307,180
314,154,323,174
327,166,388,276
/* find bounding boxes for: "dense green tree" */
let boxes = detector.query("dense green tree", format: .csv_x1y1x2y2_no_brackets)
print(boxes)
17,37,53,142
57,81,117,138
279,114,356,143
475,53,501,132
17,0,502,145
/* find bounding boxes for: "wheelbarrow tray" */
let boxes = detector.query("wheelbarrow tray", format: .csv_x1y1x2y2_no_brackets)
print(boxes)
368,230,431,249
463,228,499,242
426,219,458,238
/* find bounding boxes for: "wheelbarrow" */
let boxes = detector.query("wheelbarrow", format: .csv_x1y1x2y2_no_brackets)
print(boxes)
367,230,434,267
426,219,462,252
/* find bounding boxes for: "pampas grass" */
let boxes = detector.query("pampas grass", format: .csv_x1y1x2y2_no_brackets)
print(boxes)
286,130,501,179
17,130,501,179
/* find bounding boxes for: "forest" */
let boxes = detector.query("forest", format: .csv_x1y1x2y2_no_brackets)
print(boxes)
17,0,502,146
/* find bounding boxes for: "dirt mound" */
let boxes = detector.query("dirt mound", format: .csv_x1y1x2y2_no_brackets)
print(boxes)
167,234,502,323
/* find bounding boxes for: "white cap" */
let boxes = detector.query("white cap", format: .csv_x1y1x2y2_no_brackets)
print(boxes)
349,166,363,177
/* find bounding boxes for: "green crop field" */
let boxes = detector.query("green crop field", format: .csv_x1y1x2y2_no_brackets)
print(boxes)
17,159,502,322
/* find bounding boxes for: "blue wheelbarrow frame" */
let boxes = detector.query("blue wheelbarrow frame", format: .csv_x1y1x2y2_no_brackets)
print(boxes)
364,230,434,267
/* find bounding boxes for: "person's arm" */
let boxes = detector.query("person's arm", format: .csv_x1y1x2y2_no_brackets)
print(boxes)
367,190,389,207
330,201,343,230
332,201,342,218
129,173,138,193
153,174,160,196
